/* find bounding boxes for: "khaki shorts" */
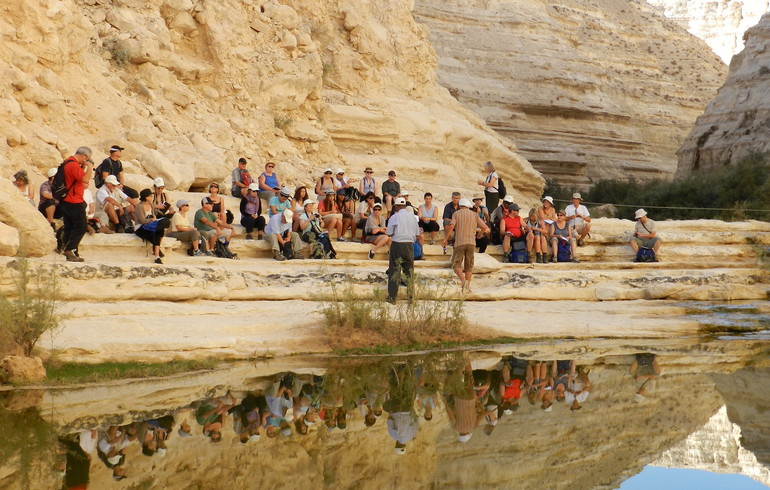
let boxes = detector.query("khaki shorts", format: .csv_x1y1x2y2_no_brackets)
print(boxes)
451,244,475,272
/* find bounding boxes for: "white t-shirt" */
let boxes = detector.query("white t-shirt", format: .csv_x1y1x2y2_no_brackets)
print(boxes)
565,204,590,227
95,185,129,211
83,189,95,218
485,171,499,193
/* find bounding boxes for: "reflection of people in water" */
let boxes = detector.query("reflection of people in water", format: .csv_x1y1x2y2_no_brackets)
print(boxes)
384,363,419,454
231,393,265,443
525,361,553,408
630,353,660,402
196,392,237,443
499,357,527,414
445,357,485,443
59,435,92,489
140,415,174,457
552,360,575,403
565,366,591,411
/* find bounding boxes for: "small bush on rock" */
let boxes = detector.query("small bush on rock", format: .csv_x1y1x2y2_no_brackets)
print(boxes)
0,259,64,357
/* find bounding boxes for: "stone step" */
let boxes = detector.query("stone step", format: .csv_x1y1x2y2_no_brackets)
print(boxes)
10,255,767,303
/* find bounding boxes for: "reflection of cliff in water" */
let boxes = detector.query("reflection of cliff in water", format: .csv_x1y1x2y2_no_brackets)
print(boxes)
0,340,768,490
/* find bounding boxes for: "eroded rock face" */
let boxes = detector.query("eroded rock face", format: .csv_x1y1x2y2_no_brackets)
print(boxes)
0,0,542,257
646,0,770,63
413,0,727,187
677,12,770,174
0,179,56,257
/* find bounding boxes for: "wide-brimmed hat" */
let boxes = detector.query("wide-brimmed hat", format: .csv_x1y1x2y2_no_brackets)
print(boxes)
542,196,554,205
503,195,514,203
572,192,582,200
279,187,291,197
635,209,647,220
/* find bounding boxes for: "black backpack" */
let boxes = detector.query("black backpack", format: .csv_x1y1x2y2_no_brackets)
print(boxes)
496,175,507,198
51,158,76,201
215,238,238,259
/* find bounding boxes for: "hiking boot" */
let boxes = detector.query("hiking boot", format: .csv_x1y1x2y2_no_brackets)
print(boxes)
245,233,253,240
274,251,286,261
337,237,346,242
571,257,580,263
154,257,163,264
204,250,214,256
368,250,375,260
159,250,165,258
577,238,585,247
64,250,84,262
193,249,203,256
550,255,556,263
502,253,509,263
529,253,537,264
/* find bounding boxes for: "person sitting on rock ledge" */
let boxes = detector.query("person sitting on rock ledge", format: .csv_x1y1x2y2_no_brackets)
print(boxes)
265,208,303,261
169,199,205,256
96,175,136,232
500,203,532,263
38,167,58,229
240,183,266,240
630,208,661,261
565,192,591,246
195,197,234,253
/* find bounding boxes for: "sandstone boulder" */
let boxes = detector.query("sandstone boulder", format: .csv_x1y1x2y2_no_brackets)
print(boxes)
0,221,20,256
472,253,502,274
0,356,47,385
0,180,56,257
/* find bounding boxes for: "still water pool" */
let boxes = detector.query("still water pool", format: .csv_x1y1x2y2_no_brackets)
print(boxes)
1,335,768,489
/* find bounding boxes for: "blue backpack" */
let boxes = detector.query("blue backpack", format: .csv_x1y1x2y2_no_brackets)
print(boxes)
635,247,656,263
557,240,571,262
414,241,423,260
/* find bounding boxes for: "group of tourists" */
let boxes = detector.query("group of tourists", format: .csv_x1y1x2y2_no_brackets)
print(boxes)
16,148,661,277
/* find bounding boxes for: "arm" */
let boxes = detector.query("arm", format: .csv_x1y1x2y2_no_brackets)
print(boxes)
476,216,490,234
258,173,271,192
315,179,323,195
441,222,455,246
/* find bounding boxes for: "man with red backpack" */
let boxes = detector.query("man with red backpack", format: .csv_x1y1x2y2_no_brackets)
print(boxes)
59,147,94,262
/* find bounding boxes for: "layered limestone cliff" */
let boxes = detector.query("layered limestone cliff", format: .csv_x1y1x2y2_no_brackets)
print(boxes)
0,0,540,256
646,0,770,63
412,0,727,187
677,12,770,174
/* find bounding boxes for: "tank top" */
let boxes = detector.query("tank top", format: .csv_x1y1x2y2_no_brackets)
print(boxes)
361,176,375,195
485,171,498,193
319,176,335,195
261,172,278,189
553,221,570,239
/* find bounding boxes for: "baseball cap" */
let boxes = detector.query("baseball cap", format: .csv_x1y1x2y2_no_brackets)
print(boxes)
109,145,124,152
282,208,294,222
238,157,248,164
47,168,58,178
153,177,165,187
104,175,119,185
336,168,345,174
248,183,259,191
176,199,189,208
394,197,406,206
279,187,291,197
201,197,214,205
508,203,520,211
503,195,514,203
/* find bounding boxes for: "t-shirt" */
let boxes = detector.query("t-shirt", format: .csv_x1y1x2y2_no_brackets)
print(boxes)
485,171,499,193
357,201,373,219
268,196,291,217
266,395,293,418
382,179,400,197
83,189,95,218
265,213,290,235
39,180,53,201
635,218,656,236
63,157,85,204
231,168,253,191
451,208,487,247
170,212,191,233
194,209,217,231
502,215,523,238
443,202,458,221
97,158,123,186
95,185,129,211
565,204,590,227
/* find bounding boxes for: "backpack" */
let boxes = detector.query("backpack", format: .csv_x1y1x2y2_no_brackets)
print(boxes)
304,229,336,259
556,240,571,262
496,175,507,198
510,240,527,263
634,247,656,263
94,161,108,188
52,158,77,201
215,237,238,259
413,241,423,260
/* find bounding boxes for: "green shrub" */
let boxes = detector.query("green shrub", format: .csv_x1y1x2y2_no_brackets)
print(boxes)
586,153,770,221
0,259,64,357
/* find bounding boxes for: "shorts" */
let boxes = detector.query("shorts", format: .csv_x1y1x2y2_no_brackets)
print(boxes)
451,244,475,272
633,236,660,248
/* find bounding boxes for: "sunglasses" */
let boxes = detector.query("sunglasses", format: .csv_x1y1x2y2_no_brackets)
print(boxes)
557,213,565,216
365,171,373,174
267,165,275,168
324,171,332,174
210,185,219,189
367,197,375,200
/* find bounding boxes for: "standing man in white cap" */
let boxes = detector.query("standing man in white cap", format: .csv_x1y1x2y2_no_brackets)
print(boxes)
265,208,303,261
97,144,139,199
442,198,490,294
630,209,661,260
386,197,419,303
565,192,591,246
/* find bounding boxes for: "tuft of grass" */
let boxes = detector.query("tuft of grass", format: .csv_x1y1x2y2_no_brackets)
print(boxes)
274,114,294,129
319,271,467,351
104,37,130,66
43,360,217,385
333,336,530,356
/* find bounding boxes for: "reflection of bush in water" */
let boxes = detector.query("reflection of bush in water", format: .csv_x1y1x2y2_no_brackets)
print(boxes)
319,272,466,349
0,393,57,488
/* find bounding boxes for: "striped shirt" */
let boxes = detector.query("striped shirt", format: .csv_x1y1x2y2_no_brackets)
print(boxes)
450,208,488,247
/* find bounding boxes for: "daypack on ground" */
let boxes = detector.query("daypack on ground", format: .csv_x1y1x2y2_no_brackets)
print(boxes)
556,240,571,262
509,240,528,263
215,237,238,259
634,247,656,263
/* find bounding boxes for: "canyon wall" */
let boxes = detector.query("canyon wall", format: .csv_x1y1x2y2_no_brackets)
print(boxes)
677,12,770,174
412,0,727,187
0,0,541,256
646,0,770,63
